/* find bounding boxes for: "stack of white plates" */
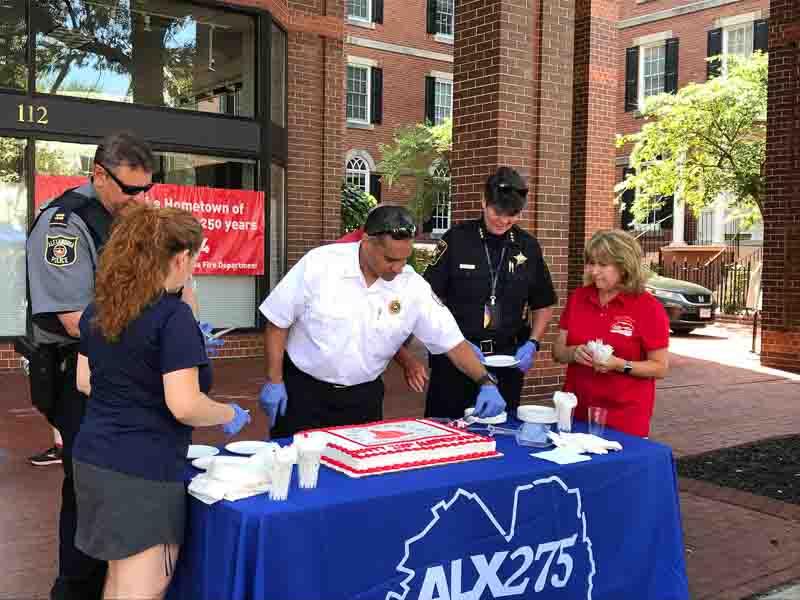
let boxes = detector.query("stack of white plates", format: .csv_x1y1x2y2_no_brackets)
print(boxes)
517,405,558,424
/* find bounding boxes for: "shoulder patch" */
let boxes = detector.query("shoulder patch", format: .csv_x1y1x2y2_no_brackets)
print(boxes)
428,239,448,268
45,235,79,268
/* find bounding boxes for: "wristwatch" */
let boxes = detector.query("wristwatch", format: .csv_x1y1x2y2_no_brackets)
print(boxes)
622,360,633,375
477,371,499,386
528,338,540,352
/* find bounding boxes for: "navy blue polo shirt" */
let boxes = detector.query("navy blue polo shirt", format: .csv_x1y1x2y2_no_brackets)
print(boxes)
74,294,212,482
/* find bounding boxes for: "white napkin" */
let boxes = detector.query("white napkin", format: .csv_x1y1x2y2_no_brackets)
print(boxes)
586,339,614,363
547,431,623,455
532,447,592,465
188,473,270,505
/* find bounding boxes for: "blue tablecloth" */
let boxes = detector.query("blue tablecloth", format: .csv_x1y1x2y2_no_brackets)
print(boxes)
168,424,689,600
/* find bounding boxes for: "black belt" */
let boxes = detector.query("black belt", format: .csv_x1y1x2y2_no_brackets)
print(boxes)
466,335,517,356
286,352,379,390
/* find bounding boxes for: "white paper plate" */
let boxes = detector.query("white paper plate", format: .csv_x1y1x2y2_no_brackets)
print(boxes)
517,405,558,424
464,408,508,424
187,445,220,460
191,456,215,470
225,440,274,456
484,355,520,368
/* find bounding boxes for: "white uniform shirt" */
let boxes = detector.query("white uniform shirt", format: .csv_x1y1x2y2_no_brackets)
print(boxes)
259,242,465,386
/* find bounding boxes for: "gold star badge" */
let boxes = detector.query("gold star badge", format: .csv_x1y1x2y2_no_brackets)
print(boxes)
389,299,402,315
514,252,527,266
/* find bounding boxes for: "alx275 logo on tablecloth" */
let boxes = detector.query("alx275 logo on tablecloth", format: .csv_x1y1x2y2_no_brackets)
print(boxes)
385,477,596,600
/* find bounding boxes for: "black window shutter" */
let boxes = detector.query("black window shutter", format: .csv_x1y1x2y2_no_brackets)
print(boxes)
753,19,768,53
370,68,383,124
369,173,382,202
424,76,436,123
427,0,437,34
707,28,722,79
624,47,639,112
621,168,637,230
372,0,383,25
664,38,679,94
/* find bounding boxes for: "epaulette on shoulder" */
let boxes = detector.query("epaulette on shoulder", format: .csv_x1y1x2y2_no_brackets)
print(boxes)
46,191,89,229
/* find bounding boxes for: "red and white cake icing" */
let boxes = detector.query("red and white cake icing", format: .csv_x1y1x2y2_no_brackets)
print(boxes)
316,418,500,477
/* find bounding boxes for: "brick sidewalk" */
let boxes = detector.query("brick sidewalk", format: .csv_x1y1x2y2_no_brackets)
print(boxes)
1,328,799,598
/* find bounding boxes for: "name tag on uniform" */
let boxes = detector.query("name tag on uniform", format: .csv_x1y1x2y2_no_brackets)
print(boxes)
459,264,476,270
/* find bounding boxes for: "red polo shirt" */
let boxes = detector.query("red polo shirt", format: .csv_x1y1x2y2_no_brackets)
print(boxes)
559,285,669,437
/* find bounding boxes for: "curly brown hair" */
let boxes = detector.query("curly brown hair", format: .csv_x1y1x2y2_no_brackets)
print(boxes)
94,205,203,341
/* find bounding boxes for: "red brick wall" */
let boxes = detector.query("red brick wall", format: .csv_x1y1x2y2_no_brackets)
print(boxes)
616,0,768,145
571,0,621,291
452,0,575,401
761,0,800,373
343,47,452,205
343,5,453,206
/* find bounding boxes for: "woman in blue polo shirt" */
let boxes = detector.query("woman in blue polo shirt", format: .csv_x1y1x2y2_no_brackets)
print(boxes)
73,205,250,600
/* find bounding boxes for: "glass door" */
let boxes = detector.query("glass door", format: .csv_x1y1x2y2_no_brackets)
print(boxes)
0,137,27,336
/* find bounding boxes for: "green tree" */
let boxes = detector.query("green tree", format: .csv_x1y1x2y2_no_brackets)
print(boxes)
615,52,767,227
341,183,377,233
377,119,452,223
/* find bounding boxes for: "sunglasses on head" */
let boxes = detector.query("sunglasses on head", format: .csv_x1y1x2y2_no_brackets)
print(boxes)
368,224,417,240
98,162,153,196
496,181,529,196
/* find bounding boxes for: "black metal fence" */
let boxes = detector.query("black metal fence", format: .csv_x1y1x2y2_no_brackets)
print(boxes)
659,247,762,314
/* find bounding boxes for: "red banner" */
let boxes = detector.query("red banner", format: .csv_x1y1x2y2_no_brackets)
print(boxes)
34,175,265,276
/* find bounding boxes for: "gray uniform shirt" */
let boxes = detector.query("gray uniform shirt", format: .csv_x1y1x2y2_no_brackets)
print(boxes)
27,183,101,345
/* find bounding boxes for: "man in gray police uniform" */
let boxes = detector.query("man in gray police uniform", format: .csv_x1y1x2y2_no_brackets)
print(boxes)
26,132,155,600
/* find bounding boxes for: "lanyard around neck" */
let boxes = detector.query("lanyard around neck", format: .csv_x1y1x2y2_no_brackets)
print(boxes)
483,241,506,305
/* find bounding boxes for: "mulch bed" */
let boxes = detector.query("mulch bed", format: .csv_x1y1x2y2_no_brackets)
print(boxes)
677,434,800,505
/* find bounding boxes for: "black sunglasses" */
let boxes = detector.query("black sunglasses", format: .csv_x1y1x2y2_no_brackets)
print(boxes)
98,162,154,196
496,181,529,196
368,224,417,240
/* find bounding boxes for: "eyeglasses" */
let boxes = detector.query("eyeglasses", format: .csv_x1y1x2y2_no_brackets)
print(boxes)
367,224,417,240
98,162,154,196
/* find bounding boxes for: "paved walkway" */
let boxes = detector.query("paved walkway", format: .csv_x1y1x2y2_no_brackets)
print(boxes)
1,322,798,599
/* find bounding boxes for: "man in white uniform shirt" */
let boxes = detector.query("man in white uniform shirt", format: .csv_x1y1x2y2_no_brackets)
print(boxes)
258,205,506,437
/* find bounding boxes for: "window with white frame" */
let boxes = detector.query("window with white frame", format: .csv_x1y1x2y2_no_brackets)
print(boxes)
431,163,451,234
347,0,370,21
435,0,454,37
347,65,370,123
345,156,370,194
639,44,666,106
724,23,754,58
434,79,452,125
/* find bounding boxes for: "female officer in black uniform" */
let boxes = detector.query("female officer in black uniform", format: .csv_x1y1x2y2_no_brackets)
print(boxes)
423,167,557,418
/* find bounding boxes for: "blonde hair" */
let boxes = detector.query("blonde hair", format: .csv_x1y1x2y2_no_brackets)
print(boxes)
583,229,647,294
94,205,203,341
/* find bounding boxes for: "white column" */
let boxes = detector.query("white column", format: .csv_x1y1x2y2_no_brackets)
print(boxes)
670,195,686,246
712,194,727,245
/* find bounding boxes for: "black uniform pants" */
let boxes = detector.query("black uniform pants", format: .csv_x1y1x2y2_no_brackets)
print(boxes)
50,351,107,600
425,347,524,419
271,353,384,438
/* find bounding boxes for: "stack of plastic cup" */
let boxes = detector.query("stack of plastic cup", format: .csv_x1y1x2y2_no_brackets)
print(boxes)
269,445,297,501
553,391,578,433
294,432,328,489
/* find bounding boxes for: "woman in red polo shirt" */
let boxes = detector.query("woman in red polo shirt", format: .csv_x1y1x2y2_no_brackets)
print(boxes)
553,230,670,437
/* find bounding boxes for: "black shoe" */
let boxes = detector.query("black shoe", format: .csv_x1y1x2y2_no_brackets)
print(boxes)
29,445,63,466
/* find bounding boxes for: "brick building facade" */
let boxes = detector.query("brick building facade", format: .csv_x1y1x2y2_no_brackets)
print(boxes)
2,0,797,382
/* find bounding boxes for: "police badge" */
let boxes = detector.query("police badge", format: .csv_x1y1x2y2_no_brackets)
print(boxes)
45,235,79,267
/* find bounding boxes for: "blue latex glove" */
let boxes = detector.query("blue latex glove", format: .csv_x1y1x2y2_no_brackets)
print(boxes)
222,403,251,437
259,382,288,429
473,385,506,418
467,341,485,363
514,340,537,373
198,322,225,357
